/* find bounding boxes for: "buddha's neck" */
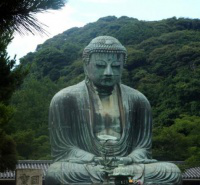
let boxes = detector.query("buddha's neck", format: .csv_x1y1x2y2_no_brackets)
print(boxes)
92,84,119,116
99,88,118,114
88,81,115,97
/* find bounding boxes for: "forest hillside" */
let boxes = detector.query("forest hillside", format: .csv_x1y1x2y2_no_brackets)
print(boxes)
8,16,200,168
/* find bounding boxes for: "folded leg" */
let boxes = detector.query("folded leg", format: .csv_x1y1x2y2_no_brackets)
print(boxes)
45,162,105,185
144,162,182,185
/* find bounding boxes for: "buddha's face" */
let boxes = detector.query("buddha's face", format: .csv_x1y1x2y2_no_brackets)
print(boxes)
85,52,124,88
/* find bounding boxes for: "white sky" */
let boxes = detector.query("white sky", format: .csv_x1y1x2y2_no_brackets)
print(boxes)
7,0,200,63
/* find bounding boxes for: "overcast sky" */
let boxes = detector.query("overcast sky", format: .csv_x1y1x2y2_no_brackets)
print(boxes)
7,0,200,63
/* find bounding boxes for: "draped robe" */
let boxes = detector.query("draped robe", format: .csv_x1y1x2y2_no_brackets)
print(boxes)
45,81,182,185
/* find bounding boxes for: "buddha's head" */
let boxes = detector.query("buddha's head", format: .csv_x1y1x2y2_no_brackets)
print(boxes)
83,36,127,89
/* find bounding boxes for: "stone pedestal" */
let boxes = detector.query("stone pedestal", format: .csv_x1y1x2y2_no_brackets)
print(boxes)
16,169,43,185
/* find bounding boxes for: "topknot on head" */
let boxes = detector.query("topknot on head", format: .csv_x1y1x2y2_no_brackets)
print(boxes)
83,36,127,64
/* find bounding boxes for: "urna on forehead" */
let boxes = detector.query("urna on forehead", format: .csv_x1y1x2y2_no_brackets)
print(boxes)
83,36,127,64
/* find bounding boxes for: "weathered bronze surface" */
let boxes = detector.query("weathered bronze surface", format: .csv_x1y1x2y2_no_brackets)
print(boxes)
45,36,182,185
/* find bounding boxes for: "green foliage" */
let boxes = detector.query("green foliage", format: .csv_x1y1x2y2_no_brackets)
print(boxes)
0,0,66,34
9,76,60,132
153,115,200,165
0,0,67,171
0,103,14,127
11,130,51,159
0,54,27,104
0,103,15,168
9,16,200,168
8,76,63,159
153,126,188,161
0,31,27,171
0,130,17,172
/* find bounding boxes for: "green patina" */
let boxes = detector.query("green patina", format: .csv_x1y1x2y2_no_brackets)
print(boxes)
45,36,182,185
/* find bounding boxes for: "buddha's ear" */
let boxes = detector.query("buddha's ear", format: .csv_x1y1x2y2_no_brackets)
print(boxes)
83,64,89,76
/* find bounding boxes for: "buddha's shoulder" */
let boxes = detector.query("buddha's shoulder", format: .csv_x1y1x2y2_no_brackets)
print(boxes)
120,84,149,102
51,81,86,102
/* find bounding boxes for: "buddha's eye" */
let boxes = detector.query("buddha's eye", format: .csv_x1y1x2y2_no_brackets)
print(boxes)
95,61,106,67
111,63,121,68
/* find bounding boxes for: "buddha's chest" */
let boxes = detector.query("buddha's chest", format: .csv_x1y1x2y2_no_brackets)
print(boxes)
92,92,122,140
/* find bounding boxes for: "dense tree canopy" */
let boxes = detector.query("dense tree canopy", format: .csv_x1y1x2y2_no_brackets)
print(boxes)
9,16,200,169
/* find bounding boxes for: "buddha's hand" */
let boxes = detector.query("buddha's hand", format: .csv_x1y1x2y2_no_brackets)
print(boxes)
93,156,104,165
113,165,137,177
93,156,117,167
115,156,133,166
132,158,157,164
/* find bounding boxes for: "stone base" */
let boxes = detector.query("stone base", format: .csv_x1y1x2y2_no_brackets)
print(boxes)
58,183,167,185
59,184,114,185
60,184,168,185
59,183,114,185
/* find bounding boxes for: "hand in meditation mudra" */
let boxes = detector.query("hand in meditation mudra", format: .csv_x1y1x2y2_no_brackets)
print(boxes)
46,36,182,184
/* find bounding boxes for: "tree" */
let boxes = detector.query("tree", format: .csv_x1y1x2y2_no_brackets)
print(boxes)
153,115,200,167
0,30,28,171
0,130,17,171
0,0,66,35
0,32,27,169
0,0,66,172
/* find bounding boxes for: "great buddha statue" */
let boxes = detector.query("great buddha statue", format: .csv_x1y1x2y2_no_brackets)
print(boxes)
45,36,182,185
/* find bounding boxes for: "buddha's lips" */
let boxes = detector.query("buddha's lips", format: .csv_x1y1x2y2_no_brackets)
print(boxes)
103,77,113,80
102,75,120,79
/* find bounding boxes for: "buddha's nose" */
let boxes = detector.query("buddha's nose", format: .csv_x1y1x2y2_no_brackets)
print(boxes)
104,65,113,76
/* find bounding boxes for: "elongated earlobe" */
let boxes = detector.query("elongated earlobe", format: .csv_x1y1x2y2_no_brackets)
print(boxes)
84,65,90,83
84,65,88,75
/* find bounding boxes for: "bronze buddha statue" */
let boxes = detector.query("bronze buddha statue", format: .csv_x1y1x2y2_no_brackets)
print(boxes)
46,36,182,185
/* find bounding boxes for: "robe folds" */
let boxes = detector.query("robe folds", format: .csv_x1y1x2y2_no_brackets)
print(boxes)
45,81,182,185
